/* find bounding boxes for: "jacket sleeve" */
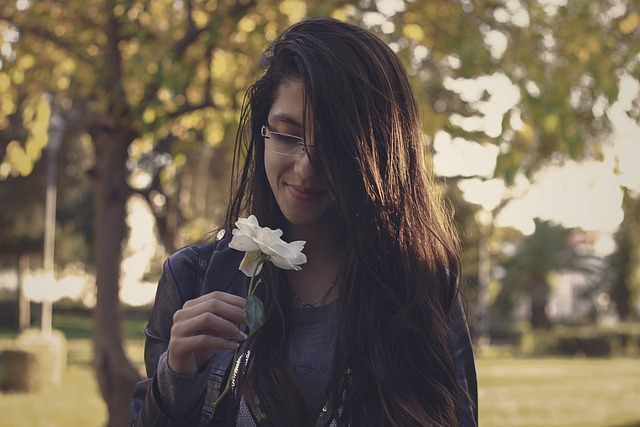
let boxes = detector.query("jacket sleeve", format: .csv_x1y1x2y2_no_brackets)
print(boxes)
449,296,478,427
131,245,208,426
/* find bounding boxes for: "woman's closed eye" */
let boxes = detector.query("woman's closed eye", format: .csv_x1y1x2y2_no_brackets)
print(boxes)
272,132,303,145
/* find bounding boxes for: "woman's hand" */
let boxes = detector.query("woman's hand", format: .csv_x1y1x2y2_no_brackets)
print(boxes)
168,291,248,376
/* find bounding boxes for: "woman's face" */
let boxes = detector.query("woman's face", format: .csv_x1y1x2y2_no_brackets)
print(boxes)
264,81,335,230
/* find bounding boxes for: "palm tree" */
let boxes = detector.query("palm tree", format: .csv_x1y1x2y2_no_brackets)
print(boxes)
501,219,601,329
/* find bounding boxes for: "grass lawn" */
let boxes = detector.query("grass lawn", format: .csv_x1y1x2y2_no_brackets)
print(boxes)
478,357,640,427
1,314,640,426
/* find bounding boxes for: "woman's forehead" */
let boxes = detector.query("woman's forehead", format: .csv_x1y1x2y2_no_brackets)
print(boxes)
268,81,314,133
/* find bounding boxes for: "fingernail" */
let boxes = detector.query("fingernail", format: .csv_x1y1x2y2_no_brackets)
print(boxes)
239,331,248,340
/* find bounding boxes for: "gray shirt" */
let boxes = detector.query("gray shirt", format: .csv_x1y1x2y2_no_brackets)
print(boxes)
287,300,339,412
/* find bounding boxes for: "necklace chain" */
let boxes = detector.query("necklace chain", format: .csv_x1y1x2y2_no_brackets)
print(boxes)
292,277,337,308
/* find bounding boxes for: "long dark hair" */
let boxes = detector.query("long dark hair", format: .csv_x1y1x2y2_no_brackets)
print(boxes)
223,18,466,426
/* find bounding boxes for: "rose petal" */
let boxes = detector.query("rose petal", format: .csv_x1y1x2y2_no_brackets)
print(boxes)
234,216,259,236
269,245,307,270
288,240,306,253
239,251,264,277
270,255,300,270
229,233,260,252
254,226,283,246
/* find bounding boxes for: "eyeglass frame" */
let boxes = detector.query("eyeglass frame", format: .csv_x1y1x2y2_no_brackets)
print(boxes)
260,125,321,157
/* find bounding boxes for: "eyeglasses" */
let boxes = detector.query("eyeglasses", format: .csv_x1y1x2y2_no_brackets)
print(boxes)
260,125,320,157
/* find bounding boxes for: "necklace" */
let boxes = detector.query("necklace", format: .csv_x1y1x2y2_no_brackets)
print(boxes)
292,277,337,309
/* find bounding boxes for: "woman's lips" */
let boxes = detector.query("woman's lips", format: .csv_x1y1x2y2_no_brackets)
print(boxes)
287,184,323,201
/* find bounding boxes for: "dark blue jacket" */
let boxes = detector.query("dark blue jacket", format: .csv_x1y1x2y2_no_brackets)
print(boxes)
131,237,478,426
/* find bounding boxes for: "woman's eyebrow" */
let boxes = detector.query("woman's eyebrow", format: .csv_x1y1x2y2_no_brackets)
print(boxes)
268,113,303,129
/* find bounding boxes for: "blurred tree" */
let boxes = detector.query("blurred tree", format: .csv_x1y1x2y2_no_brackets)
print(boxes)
500,219,602,329
343,0,639,334
607,188,640,321
0,0,324,424
344,1,639,180
0,105,92,331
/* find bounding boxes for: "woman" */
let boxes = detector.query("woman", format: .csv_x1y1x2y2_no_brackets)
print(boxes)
132,18,477,426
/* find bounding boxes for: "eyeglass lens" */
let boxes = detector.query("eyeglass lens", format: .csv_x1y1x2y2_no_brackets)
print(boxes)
262,126,308,157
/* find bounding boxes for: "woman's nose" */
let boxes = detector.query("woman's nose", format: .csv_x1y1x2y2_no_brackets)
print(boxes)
293,152,316,180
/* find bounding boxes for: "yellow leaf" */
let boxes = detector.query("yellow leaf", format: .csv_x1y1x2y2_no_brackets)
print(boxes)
205,121,224,147
174,152,187,168
138,12,151,26
204,0,217,12
264,21,278,42
142,108,156,124
213,91,230,108
35,96,52,128
0,161,12,180
279,0,306,22
79,133,92,150
196,64,208,81
147,62,158,74
331,7,352,21
619,12,640,35
543,114,558,133
186,86,203,105
238,15,256,33
158,88,172,102
192,10,209,28
17,54,36,70
9,68,24,85
130,136,153,160
113,3,125,17
56,76,70,90
403,23,425,42
211,50,231,79
1,94,16,116
5,140,34,177
22,103,35,125
26,132,46,159
517,122,534,143
59,57,76,74
0,72,10,91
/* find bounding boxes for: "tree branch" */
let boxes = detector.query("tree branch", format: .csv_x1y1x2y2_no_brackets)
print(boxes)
0,12,92,65
104,0,131,123
166,100,216,121
135,0,257,121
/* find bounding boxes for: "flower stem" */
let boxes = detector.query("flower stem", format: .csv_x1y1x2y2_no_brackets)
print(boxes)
248,254,268,295
210,254,268,420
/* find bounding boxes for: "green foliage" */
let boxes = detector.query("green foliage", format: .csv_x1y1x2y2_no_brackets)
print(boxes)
607,189,640,320
342,1,640,184
519,323,640,357
0,124,93,265
0,0,327,252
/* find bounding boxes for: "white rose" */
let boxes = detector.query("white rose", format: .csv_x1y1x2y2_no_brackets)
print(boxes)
228,215,307,277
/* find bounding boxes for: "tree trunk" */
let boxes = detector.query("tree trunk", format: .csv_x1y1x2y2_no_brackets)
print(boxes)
91,125,141,427
530,277,550,329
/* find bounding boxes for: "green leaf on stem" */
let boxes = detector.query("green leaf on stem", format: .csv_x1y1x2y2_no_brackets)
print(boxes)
245,294,265,336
